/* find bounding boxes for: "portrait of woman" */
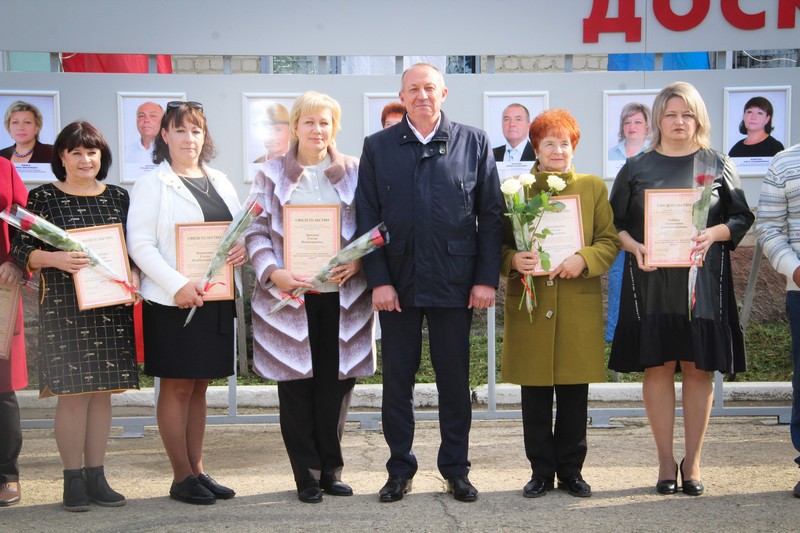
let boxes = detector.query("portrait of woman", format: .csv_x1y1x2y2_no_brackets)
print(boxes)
252,102,291,163
609,81,753,496
728,96,785,158
501,109,619,499
0,101,54,165
608,102,651,161
10,121,138,511
245,91,374,503
127,101,247,505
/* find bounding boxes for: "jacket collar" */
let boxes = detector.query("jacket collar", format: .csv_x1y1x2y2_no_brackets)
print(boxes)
283,143,348,184
533,162,575,184
398,112,452,145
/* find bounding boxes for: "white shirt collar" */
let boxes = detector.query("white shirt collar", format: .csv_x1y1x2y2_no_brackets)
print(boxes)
406,115,440,145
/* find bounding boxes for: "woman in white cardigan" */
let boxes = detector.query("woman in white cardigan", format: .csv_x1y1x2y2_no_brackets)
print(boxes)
127,101,247,505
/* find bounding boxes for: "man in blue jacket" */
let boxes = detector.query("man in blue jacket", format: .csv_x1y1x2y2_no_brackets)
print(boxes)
357,63,504,503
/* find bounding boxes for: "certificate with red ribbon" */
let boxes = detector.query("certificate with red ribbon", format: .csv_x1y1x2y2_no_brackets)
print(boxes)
69,224,136,310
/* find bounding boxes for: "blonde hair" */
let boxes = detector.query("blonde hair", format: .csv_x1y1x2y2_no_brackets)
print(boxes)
4,100,44,140
648,81,711,151
289,91,341,146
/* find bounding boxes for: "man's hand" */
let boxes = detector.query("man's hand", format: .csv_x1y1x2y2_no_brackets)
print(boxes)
468,284,495,309
372,285,401,312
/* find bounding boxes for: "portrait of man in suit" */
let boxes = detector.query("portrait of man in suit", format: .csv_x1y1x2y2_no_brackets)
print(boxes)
492,103,535,163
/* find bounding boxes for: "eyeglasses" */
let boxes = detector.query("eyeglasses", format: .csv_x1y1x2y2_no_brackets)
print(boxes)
166,101,203,111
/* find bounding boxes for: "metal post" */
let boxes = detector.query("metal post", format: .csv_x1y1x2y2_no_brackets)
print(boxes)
487,304,496,413
740,241,762,329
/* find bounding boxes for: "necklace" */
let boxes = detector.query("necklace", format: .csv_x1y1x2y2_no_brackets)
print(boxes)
180,174,211,196
13,147,34,158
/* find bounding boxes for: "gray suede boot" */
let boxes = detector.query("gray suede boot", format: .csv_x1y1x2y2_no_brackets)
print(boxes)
83,465,126,507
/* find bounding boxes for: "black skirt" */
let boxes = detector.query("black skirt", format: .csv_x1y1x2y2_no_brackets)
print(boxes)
142,301,235,379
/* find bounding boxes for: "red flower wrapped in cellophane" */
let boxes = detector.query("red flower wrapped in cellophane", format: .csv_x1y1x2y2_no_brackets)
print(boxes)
183,192,265,326
0,204,140,298
267,222,390,316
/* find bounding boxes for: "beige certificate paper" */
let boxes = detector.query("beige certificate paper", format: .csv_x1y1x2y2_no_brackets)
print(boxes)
531,195,585,275
0,283,21,360
175,222,234,301
283,205,341,278
644,189,696,267
69,224,136,310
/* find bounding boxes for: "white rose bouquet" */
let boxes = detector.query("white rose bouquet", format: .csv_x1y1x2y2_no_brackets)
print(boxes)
501,174,567,321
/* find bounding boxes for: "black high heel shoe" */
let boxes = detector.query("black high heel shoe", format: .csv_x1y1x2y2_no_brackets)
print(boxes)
679,459,704,496
656,462,679,495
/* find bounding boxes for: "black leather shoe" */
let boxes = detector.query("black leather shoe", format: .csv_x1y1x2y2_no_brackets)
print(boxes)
297,483,323,504
679,459,704,496
446,475,478,502
523,476,554,498
793,480,800,498
169,475,216,505
558,475,592,497
656,462,679,495
379,476,412,502
321,480,353,496
198,473,235,499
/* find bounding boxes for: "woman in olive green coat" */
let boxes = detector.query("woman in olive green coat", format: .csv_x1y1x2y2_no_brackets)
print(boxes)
501,109,619,499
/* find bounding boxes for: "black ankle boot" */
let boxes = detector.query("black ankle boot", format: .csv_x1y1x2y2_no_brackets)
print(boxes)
63,469,90,512
83,466,126,507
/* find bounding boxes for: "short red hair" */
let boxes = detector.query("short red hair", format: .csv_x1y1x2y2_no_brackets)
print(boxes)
528,109,581,151
381,102,405,127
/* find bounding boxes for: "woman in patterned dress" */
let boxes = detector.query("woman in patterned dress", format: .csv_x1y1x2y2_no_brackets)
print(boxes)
11,121,139,511
127,101,246,505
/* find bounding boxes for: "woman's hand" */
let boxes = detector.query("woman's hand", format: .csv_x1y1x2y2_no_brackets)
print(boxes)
128,269,141,306
691,224,731,262
549,253,587,280
0,262,22,285
174,281,204,309
328,260,360,286
618,230,656,272
511,250,540,276
269,269,314,293
49,251,90,274
630,242,656,272
226,241,249,267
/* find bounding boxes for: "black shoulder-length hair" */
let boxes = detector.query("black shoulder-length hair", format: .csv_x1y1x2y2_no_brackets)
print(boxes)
738,96,775,135
51,121,112,182
152,103,216,165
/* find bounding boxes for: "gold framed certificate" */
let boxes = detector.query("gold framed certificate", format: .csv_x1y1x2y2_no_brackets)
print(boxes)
283,205,341,278
69,224,136,310
644,189,697,268
175,222,234,301
0,282,21,360
530,195,586,275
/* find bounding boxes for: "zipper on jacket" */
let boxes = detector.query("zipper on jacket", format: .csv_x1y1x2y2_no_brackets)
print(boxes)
458,178,467,212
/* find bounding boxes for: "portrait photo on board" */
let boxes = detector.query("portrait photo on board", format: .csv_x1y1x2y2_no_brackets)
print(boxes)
364,93,406,137
603,90,658,180
243,93,298,183
482,92,548,182
117,92,185,184
724,86,791,176
0,91,60,183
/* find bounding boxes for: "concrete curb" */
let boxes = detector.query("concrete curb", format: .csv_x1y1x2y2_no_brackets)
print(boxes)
16,381,792,410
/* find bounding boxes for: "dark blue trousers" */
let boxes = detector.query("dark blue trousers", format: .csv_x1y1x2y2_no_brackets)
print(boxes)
379,306,473,479
785,292,800,464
